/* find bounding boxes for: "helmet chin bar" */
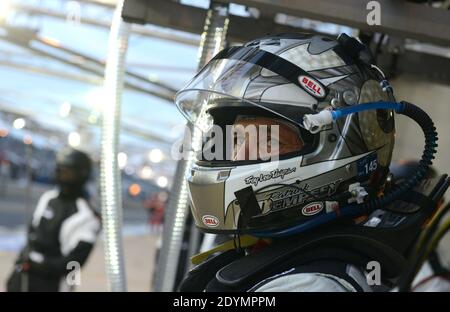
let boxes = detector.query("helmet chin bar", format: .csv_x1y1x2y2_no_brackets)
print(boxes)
253,100,438,238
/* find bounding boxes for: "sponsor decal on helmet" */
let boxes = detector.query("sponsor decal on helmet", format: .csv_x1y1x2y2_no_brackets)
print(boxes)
202,215,220,228
302,202,324,216
298,75,326,98
245,167,297,187
258,179,342,212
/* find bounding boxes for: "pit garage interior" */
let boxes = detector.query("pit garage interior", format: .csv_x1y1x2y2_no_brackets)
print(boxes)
0,0,449,292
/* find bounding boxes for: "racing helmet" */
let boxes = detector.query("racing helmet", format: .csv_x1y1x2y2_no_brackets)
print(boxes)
175,33,395,235
55,147,92,187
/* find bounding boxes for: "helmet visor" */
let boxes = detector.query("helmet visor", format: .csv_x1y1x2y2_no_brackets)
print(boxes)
175,47,323,131
196,106,318,165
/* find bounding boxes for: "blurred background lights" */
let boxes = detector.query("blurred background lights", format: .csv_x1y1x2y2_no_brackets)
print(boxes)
85,88,106,112
128,183,141,197
157,176,168,188
68,131,81,147
0,0,11,21
23,135,33,145
148,148,164,163
13,118,26,130
139,166,153,180
59,101,72,118
117,152,127,169
88,114,99,124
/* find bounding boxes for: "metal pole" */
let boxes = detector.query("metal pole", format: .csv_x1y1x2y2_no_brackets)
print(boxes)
22,143,33,292
99,0,130,292
24,143,33,222
154,1,229,292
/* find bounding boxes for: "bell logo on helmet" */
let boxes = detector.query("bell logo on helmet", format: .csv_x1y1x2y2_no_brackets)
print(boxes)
202,215,220,227
298,75,325,98
302,202,324,216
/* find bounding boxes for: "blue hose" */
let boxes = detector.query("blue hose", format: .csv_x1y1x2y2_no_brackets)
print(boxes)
254,101,437,238
331,101,403,120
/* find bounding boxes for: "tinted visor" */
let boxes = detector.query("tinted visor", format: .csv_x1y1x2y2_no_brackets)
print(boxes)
175,46,325,132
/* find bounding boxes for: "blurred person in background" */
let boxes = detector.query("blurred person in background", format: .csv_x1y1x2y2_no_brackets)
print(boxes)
144,191,168,233
6,148,101,292
0,158,11,196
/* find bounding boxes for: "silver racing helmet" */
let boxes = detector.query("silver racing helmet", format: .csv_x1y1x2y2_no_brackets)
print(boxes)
175,33,395,235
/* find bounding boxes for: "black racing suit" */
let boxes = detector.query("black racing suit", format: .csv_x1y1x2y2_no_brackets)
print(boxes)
6,189,101,292
179,177,450,292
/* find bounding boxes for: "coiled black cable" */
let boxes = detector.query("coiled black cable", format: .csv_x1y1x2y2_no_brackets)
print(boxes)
364,101,438,212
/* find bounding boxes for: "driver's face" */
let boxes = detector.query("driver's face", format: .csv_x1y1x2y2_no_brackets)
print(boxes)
231,116,303,161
